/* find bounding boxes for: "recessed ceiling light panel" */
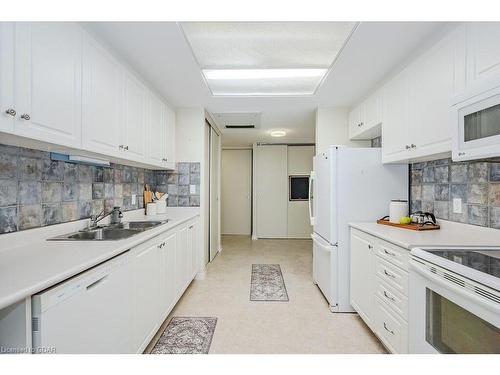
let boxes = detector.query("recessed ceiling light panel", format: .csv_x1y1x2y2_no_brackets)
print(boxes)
270,130,287,137
181,22,356,96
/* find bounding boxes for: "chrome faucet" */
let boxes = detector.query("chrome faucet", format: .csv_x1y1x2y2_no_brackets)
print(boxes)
89,206,123,228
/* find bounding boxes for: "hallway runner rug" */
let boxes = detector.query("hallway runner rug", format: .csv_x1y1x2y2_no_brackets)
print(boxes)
151,317,217,354
250,264,289,301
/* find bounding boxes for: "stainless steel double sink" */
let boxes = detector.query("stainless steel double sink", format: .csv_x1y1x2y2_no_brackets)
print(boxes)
48,220,169,241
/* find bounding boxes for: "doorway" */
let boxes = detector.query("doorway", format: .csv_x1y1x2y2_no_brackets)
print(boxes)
221,149,252,235
208,124,221,262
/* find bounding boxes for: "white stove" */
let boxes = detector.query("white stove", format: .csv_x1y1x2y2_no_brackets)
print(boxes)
409,246,500,354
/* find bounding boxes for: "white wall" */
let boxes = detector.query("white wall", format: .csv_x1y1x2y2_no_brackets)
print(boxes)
315,107,370,155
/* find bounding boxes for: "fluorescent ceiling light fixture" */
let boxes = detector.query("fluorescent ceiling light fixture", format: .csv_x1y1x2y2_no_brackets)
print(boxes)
182,22,356,96
270,130,286,137
203,69,327,80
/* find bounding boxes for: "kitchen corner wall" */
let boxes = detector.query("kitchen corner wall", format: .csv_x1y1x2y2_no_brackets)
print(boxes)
0,144,200,234
409,157,500,229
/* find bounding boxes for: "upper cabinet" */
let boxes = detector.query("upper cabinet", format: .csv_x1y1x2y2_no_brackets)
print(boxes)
82,32,123,157
349,89,383,140
381,25,466,163
13,23,83,148
0,22,176,169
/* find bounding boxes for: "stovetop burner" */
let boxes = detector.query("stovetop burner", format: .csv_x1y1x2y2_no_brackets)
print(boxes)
426,249,500,278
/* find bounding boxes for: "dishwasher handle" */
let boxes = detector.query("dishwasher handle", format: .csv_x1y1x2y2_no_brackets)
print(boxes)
86,275,109,291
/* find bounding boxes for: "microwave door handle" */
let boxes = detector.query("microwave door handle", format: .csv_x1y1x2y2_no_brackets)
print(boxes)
309,171,315,225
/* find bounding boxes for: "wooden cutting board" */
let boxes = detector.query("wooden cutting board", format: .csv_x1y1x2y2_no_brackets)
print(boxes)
376,219,440,231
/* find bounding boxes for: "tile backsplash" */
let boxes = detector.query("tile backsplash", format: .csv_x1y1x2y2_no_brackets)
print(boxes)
0,144,200,234
371,136,382,148
409,157,500,229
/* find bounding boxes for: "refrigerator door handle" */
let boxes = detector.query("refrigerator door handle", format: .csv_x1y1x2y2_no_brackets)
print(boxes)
309,171,315,225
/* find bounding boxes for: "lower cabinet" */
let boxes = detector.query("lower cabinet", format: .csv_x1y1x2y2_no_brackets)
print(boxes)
132,217,199,353
350,228,409,353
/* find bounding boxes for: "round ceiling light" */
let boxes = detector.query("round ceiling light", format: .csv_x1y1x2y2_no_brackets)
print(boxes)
270,130,286,137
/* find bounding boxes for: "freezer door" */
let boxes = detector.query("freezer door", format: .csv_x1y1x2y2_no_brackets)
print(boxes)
313,151,335,244
312,233,338,310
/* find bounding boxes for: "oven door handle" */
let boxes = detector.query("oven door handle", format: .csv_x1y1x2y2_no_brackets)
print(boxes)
410,259,500,314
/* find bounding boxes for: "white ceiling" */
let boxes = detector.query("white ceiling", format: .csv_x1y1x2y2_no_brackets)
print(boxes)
82,21,446,147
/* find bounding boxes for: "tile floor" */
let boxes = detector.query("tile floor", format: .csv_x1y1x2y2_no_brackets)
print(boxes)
146,235,386,354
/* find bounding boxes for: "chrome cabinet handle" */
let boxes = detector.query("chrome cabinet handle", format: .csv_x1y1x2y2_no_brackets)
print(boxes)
411,144,416,148
188,225,194,229
123,145,129,151
384,269,396,279
368,244,373,250
383,248,396,257
5,108,16,116
383,322,395,335
20,113,30,121
383,290,395,301
458,152,466,156
119,145,124,149
405,145,410,150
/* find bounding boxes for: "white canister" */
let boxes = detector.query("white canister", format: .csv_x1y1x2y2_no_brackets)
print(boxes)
389,200,409,223
155,200,167,214
146,202,157,216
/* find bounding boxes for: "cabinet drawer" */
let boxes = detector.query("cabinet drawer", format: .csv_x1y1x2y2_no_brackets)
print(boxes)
376,240,409,269
374,297,408,354
375,275,408,320
375,256,408,296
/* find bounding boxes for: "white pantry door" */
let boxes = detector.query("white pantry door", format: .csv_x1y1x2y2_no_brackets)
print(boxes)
209,128,221,261
221,149,252,235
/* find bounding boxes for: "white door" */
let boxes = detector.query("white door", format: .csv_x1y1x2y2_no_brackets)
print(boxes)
148,92,166,165
209,128,221,261
82,32,122,157
160,231,176,315
123,71,146,161
175,224,188,291
255,145,288,238
14,22,82,148
164,105,176,168
0,22,14,133
221,149,252,235
189,219,199,277
133,243,160,351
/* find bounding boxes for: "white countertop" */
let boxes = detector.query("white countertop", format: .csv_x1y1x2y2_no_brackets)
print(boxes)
0,207,199,310
349,220,500,250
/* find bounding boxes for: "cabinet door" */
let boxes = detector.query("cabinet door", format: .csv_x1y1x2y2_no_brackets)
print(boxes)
148,92,166,165
160,231,177,316
364,91,383,128
465,22,500,93
82,33,122,157
175,225,189,293
164,105,176,168
14,22,82,148
348,106,359,138
133,243,161,352
0,22,15,133
381,71,409,162
123,71,146,161
189,220,199,278
408,28,464,157
350,231,375,328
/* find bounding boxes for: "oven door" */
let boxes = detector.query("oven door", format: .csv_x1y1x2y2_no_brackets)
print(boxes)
409,258,500,354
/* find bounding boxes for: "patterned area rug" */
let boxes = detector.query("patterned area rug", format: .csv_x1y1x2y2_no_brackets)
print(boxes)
250,264,289,301
151,317,217,354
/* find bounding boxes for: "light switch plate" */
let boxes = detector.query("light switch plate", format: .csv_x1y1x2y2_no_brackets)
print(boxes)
131,194,136,205
453,198,462,213
190,184,196,194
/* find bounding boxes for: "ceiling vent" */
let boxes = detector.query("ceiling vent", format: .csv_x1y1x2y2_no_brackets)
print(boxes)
212,112,261,130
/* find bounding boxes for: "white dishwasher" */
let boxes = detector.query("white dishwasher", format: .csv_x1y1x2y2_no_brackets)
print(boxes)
32,251,133,354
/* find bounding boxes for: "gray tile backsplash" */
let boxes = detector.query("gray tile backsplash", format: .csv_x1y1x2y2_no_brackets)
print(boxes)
410,157,500,229
0,144,200,234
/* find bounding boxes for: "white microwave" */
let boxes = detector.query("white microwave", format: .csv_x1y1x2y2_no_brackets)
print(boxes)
452,84,500,161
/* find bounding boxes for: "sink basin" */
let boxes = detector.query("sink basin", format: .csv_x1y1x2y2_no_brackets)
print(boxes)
48,220,169,241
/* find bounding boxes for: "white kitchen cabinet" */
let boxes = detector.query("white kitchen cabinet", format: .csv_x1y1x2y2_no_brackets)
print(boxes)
349,90,383,140
164,105,176,169
350,230,375,330
82,32,122,157
159,231,177,317
0,22,15,133
122,70,147,162
14,22,82,148
175,224,189,293
132,242,161,352
148,91,167,165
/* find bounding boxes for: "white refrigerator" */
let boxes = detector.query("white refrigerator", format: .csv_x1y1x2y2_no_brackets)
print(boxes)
309,146,408,312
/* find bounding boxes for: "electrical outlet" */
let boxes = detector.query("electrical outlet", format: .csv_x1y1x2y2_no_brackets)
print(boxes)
190,184,196,194
453,198,462,214
131,194,136,205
